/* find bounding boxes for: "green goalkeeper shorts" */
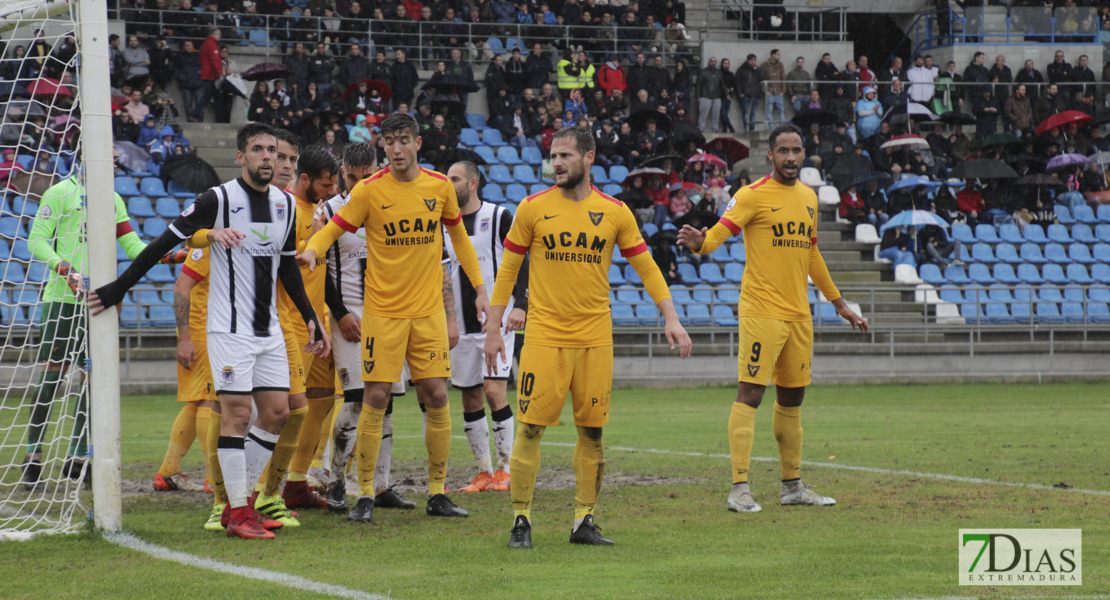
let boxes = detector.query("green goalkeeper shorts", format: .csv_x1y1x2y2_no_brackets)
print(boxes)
37,302,87,365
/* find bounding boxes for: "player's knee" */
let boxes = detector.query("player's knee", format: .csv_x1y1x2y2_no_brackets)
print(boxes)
736,383,765,408
577,425,603,441
520,423,545,440
460,387,484,412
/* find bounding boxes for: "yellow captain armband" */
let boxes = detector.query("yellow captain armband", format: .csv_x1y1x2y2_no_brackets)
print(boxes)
187,229,213,248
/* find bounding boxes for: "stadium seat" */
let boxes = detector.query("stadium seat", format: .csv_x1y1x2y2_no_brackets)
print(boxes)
713,304,738,326
607,264,625,285
951,224,976,244
1047,224,1072,243
635,303,659,324
684,303,711,325
140,177,167,197
995,243,1019,263
677,263,699,283
691,287,714,303
525,183,545,195
486,37,506,55
1023,224,1047,244
117,261,132,277
505,184,527,203
142,218,168,238
459,128,481,147
482,129,506,147
724,262,744,283
730,243,746,262
489,165,513,184
1017,263,1045,284
25,262,47,283
974,224,1000,243
708,246,729,263
814,303,839,324
699,263,726,284
497,146,521,165
1061,302,1086,322
1,261,25,284
0,239,8,260
503,202,518,216
1009,298,1033,323
799,167,823,187
623,265,642,285
854,224,881,244
1042,263,1068,285
992,263,1020,284
146,264,174,283
1043,243,1068,264
465,114,487,129
1097,224,1110,242
1098,205,1110,222
474,145,497,165
0,217,24,238
601,183,623,196
1019,243,1046,264
612,249,628,265
938,285,964,303
590,166,609,184
1066,263,1094,284
609,165,629,183
482,183,504,201
642,223,659,238
521,146,543,165
817,186,839,206
968,263,995,284
114,176,140,196
248,28,270,47
1091,286,1110,302
970,243,997,264
1038,287,1063,302
1088,302,1110,322
1054,204,1075,225
1092,243,1110,263
505,37,526,52
128,196,155,218
963,284,987,305
1068,243,1095,264
960,302,984,323
611,303,635,324
1072,205,1099,225
999,224,1024,244
155,197,181,218
1013,286,1034,303
513,165,539,184
168,180,194,198
1072,224,1096,244
987,284,1013,303
1063,286,1085,303
984,302,1012,323
944,264,971,284
808,288,818,304
615,286,641,303
717,287,740,305
12,239,32,261
1035,302,1066,323
919,263,945,285
669,285,692,304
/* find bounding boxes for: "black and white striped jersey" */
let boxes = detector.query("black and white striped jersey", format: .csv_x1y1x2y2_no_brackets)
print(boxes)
321,193,367,312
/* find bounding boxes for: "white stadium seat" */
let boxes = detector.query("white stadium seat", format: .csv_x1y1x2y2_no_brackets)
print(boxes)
799,167,824,188
935,301,964,324
873,245,891,264
894,264,923,285
855,224,881,244
817,186,840,206
914,283,940,304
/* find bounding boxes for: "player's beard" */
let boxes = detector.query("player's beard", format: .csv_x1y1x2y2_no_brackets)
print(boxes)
556,160,586,190
247,163,274,187
456,186,471,209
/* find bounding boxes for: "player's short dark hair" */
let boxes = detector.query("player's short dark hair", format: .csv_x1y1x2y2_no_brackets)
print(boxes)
272,128,300,152
379,113,420,139
343,142,377,169
768,123,804,151
295,145,340,179
453,160,481,184
551,126,595,156
236,123,276,152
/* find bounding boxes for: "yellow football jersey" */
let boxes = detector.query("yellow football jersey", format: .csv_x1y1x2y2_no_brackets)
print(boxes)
180,247,210,333
308,166,483,319
278,196,328,335
706,174,839,321
500,186,649,348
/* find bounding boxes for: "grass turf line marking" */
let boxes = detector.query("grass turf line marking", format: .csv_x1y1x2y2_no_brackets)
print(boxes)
104,532,392,600
538,442,1110,498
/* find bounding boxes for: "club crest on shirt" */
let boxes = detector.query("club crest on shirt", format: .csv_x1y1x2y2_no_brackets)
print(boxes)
519,399,530,414
807,206,814,219
339,368,350,386
363,360,375,374
588,211,604,226
747,364,760,377
40,205,52,219
725,197,736,212
480,218,490,232
275,202,286,220
190,248,204,261
424,198,437,211
221,366,234,384
181,203,196,217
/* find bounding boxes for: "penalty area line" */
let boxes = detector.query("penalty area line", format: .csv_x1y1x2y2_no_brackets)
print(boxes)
104,531,392,600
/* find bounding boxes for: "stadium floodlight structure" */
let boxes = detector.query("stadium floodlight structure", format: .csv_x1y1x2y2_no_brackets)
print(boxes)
0,0,121,538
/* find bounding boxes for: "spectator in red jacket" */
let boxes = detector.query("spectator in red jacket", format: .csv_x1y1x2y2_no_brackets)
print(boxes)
956,183,986,227
597,59,627,98
190,27,223,122
838,185,868,224
402,0,423,20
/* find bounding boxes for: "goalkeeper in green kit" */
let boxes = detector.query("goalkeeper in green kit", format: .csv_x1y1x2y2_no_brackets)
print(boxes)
22,146,185,489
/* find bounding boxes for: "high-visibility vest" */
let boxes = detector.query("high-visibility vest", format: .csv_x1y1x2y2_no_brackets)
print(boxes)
578,63,596,90
556,59,578,91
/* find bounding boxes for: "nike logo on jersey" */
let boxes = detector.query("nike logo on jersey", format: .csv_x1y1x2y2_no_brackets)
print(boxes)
544,214,560,220
382,204,396,210
771,207,784,212
230,207,245,213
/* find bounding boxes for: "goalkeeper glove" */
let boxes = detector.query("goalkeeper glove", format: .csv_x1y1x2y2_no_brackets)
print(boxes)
160,249,188,264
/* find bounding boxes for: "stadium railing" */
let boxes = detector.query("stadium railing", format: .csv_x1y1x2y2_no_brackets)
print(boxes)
904,6,1101,56
704,1,849,42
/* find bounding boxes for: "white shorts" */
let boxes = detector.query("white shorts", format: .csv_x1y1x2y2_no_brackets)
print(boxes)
450,330,515,389
207,331,289,395
331,305,408,396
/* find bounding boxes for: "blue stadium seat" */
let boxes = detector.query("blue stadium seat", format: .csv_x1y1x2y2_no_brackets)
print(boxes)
128,196,155,218
114,176,140,196
1043,243,1068,264
486,37,506,55
248,28,271,47
12,239,31,261
497,146,522,165
10,196,38,217
1066,263,1094,284
717,287,740,305
615,286,641,303
1009,298,1033,323
26,262,47,283
987,284,1013,303
611,303,635,325
669,285,692,304
974,224,1000,243
635,303,659,324
999,224,1024,244
623,265,642,284
1061,302,1086,322
1035,302,1066,323
460,128,481,147
968,263,995,284
505,37,526,52
808,288,818,304
0,239,8,260
1068,243,1095,264
155,197,181,218
938,285,963,303
142,218,168,238
117,261,132,276
951,223,976,244
708,246,730,263
1088,302,1110,322
677,263,699,283
1096,265,1110,285
1096,204,1110,222
12,286,39,308
0,217,24,238
1063,286,1085,302
590,166,609,184
482,182,504,201
964,284,987,305
970,243,997,264
168,180,194,198
418,162,434,171
1019,243,1046,263
146,264,174,283
140,177,166,197
1092,243,1110,263
1055,204,1075,224
474,145,497,164
1042,263,1068,284
713,304,738,326
1091,286,1110,302
602,184,623,196
609,165,629,183
505,184,527,203
607,264,625,285
814,303,839,324
1072,204,1099,225
466,114,487,129
1097,224,1110,242
1014,286,1035,303
944,264,971,284
482,129,506,147
1072,224,1096,244
920,263,945,285
530,184,549,195
724,262,744,283
1023,224,1048,244
691,287,714,303
1047,224,1073,243
1038,287,1063,302
117,244,130,260
984,302,1012,323
995,243,1019,263
992,263,1020,284
489,165,513,184
136,289,162,307
684,303,711,325
960,302,984,323
642,223,659,238
698,263,726,284
513,165,539,184
729,243,746,262
521,146,543,165
1017,263,1045,284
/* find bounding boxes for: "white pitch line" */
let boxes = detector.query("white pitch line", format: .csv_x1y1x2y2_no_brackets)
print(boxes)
104,532,391,600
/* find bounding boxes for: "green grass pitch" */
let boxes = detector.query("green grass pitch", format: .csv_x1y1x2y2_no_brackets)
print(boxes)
1,382,1106,599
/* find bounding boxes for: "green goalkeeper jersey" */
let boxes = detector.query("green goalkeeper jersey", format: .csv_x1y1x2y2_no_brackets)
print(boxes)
27,176,148,304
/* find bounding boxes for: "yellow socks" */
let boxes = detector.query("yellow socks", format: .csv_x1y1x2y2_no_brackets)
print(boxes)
356,405,386,498
206,409,227,505
288,400,332,481
425,403,452,496
728,402,757,485
311,397,343,469
573,426,605,523
772,402,803,482
261,405,307,495
510,423,545,521
158,402,198,478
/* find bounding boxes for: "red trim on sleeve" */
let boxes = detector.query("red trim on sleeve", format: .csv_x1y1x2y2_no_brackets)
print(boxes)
620,242,649,257
443,214,462,226
181,265,204,282
503,239,528,254
116,221,135,238
748,175,772,190
332,215,358,233
719,217,742,235
810,237,818,246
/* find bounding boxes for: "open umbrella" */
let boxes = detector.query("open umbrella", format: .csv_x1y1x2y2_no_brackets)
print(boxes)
840,170,892,190
881,102,937,124
1014,174,1065,187
971,133,1021,149
886,175,936,194
1005,153,1045,166
879,209,950,232
1034,110,1093,136
622,167,668,186
705,137,749,164
950,159,1018,180
422,73,480,94
221,75,249,99
113,141,150,173
344,79,393,105
686,152,725,167
880,134,929,151
1046,153,1090,171
1088,151,1110,165
242,62,292,81
418,94,465,108
670,120,705,149
628,109,672,132
25,77,71,98
0,81,29,100
162,154,220,194
939,111,977,126
639,154,681,170
7,167,59,199
792,109,839,129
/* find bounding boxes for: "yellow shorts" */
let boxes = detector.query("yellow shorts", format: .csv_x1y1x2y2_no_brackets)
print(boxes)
361,311,451,383
176,329,216,402
737,316,813,388
285,327,307,396
516,345,613,428
294,319,335,398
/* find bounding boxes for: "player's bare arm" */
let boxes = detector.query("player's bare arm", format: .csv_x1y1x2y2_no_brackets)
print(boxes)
483,305,508,373
174,274,198,369
473,284,490,324
205,227,246,249
677,225,709,253
832,298,869,332
297,248,318,270
506,307,526,331
658,298,693,358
